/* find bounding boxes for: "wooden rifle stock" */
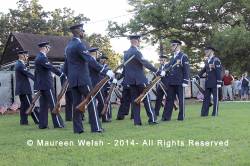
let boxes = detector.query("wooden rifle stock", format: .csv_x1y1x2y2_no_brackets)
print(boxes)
52,80,69,114
135,63,178,104
135,76,161,104
76,77,110,112
25,91,41,114
76,55,136,112
101,83,116,115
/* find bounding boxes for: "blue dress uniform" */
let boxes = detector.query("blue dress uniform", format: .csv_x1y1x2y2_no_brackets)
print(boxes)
154,57,168,116
64,24,110,133
15,51,39,125
99,62,113,122
197,47,222,116
162,40,190,121
116,84,132,120
60,64,73,121
88,50,110,122
116,65,133,120
123,35,157,125
34,42,65,129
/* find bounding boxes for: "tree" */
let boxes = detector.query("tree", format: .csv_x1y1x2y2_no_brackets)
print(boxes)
0,0,89,52
107,0,250,72
0,0,121,67
87,33,121,69
211,26,250,75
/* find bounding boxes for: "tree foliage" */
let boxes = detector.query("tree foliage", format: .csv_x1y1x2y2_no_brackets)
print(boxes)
0,0,120,67
107,0,250,74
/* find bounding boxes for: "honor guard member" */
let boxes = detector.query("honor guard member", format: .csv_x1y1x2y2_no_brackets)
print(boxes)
15,51,39,125
88,48,113,122
194,46,222,116
34,42,65,129
60,64,73,121
98,54,113,122
154,55,168,116
123,35,165,125
162,40,190,121
116,51,133,120
64,23,115,133
116,70,133,120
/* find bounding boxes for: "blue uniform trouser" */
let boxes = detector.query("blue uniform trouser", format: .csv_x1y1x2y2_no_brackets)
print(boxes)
154,85,165,116
162,85,185,121
130,85,156,125
65,91,73,121
71,85,102,133
39,89,64,128
201,87,219,116
117,88,132,118
19,94,39,125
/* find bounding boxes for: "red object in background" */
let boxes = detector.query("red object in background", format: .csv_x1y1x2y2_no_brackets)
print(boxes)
223,75,234,85
9,103,20,112
0,106,7,114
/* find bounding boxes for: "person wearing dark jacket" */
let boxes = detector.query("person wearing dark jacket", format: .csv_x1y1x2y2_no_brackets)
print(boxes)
15,51,39,125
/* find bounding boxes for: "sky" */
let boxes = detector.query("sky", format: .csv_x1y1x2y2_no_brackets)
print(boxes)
0,0,159,62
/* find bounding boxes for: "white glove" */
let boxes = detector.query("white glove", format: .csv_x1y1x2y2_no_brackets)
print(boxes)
160,70,166,77
112,78,118,84
182,83,188,87
217,84,221,88
106,70,115,78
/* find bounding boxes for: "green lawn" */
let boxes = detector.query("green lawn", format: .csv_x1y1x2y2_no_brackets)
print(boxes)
0,102,249,166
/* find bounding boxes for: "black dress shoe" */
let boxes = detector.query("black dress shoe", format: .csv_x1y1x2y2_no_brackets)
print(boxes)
116,117,125,120
54,126,65,128
92,128,105,133
74,130,84,134
177,119,184,121
20,123,29,125
39,126,49,129
148,121,159,125
102,119,112,123
134,123,142,126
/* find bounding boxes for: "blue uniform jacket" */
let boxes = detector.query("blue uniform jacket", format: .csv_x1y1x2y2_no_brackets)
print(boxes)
89,62,108,86
165,52,190,85
15,60,34,95
198,56,222,88
34,52,62,90
123,46,157,85
64,37,105,88
159,64,168,86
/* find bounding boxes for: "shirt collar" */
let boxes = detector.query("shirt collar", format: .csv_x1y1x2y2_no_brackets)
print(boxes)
174,51,180,58
73,37,81,42
40,51,47,57
208,55,214,62
19,59,25,64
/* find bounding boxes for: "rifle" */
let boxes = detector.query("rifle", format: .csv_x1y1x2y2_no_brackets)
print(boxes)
52,80,69,114
101,83,116,115
76,55,136,112
135,62,179,104
193,80,213,107
114,87,122,99
25,91,41,114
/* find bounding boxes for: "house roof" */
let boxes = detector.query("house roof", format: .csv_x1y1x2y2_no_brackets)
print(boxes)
0,32,90,66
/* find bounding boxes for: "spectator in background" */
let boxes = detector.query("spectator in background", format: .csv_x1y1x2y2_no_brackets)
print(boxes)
232,77,241,100
241,72,249,100
222,70,234,101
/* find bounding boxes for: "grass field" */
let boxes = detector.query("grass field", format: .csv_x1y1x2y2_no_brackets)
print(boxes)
0,102,250,166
